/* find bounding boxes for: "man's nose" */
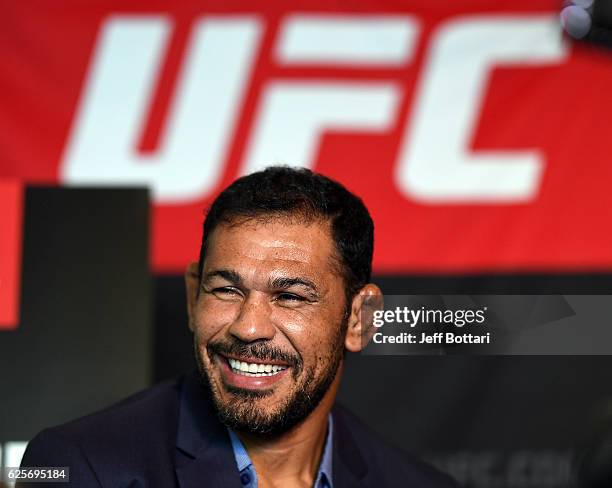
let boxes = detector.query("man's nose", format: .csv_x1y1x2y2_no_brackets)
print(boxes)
228,293,276,343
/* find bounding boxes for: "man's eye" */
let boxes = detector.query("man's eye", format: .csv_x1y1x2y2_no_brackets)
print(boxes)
212,287,241,298
277,293,305,303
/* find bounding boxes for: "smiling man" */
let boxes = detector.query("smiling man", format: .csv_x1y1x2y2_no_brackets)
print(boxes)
19,167,457,487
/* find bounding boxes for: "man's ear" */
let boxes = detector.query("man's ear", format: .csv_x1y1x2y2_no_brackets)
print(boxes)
344,283,383,353
185,262,200,332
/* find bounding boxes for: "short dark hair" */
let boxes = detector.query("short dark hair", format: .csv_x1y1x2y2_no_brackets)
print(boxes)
198,166,374,302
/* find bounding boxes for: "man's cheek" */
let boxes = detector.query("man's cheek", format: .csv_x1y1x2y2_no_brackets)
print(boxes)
272,310,313,336
196,302,234,330
201,300,239,327
193,325,217,366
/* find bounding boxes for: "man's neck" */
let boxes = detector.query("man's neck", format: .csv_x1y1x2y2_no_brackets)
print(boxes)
236,379,339,488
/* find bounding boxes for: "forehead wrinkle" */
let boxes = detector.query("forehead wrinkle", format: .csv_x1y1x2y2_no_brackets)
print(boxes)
202,269,242,284
219,236,328,272
246,259,328,295
267,274,319,292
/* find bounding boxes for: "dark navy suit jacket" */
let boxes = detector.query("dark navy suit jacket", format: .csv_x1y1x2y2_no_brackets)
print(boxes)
19,371,458,487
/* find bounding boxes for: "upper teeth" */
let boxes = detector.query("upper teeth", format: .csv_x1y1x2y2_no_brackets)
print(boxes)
228,358,287,376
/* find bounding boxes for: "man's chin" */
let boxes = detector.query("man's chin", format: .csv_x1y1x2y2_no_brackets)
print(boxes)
201,367,295,432
213,388,295,435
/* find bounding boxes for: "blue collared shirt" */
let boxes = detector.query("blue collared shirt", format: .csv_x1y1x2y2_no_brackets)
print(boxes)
228,415,334,488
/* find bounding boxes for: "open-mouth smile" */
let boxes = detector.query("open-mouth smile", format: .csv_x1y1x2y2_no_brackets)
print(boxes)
216,353,291,390
227,357,288,377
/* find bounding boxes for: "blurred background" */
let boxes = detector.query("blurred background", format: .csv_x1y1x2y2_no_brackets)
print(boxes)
2,1,612,486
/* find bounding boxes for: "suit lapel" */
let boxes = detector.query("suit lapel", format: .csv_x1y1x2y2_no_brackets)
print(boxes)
175,372,242,488
332,406,369,488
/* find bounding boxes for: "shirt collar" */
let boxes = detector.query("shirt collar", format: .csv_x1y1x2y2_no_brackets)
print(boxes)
228,414,334,487
228,427,252,473
315,414,334,486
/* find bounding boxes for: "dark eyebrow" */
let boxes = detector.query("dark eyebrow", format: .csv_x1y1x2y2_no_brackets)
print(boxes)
268,276,319,294
201,269,243,285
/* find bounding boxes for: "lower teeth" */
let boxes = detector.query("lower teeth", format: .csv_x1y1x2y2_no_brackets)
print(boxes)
231,368,283,377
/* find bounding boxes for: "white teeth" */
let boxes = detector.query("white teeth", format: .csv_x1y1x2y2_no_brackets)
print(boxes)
226,357,287,377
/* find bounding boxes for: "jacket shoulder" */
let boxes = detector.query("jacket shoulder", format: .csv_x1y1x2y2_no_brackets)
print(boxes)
21,377,184,487
51,376,180,444
333,404,459,488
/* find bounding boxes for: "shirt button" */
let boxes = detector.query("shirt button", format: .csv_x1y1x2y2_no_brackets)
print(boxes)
240,473,251,485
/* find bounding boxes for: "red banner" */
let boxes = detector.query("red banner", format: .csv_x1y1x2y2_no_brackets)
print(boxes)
0,181,23,329
1,1,611,274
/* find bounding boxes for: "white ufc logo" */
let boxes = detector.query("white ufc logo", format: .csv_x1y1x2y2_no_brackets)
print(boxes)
60,14,567,203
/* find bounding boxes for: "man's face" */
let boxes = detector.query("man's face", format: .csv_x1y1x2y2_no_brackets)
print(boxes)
188,218,349,435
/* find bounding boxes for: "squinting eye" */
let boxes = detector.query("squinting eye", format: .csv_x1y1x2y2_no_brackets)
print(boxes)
277,293,305,303
213,287,241,298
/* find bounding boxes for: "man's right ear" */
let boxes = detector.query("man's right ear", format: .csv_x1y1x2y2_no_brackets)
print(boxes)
185,262,200,332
